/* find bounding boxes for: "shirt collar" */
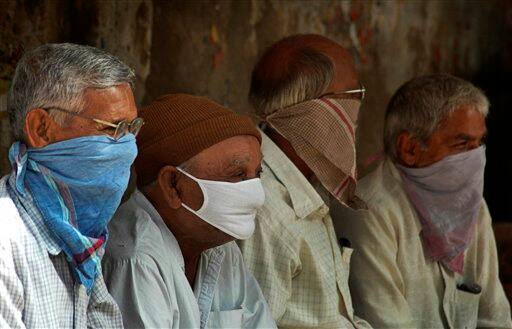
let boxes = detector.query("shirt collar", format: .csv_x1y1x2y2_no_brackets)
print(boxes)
385,157,406,182
260,130,326,219
195,245,226,327
6,174,62,255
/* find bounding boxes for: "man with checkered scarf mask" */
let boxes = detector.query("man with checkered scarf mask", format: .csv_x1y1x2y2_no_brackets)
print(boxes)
237,34,370,329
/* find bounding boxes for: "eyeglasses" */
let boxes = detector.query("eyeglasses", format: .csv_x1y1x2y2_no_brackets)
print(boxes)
320,82,366,101
44,107,144,140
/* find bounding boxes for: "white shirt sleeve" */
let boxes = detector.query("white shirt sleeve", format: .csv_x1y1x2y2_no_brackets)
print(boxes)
0,238,26,329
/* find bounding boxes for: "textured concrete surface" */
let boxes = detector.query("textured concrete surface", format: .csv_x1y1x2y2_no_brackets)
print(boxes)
0,0,507,178
145,0,506,176
0,0,152,173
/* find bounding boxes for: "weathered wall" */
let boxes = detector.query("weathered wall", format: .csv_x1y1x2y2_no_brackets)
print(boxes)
0,0,507,178
0,1,66,175
0,0,152,173
145,0,506,175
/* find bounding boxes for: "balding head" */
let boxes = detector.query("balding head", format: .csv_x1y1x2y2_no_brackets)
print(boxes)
249,34,358,117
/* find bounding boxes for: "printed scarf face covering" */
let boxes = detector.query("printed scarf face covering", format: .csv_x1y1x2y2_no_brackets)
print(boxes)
397,146,486,273
9,134,137,293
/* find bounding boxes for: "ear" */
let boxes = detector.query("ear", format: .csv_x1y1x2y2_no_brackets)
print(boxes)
396,132,422,167
24,108,54,148
157,166,182,210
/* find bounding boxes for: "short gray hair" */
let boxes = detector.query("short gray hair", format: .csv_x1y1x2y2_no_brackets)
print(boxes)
249,42,334,117
7,43,135,141
384,73,489,161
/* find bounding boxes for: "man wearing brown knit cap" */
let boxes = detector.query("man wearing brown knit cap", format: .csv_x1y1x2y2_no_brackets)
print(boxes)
102,94,276,329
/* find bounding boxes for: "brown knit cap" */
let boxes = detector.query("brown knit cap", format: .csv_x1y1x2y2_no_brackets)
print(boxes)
135,93,261,187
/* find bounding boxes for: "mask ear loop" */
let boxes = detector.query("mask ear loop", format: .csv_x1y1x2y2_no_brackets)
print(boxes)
176,167,208,213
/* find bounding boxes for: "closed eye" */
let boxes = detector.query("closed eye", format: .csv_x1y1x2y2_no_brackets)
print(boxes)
452,141,469,149
228,171,246,182
98,126,117,135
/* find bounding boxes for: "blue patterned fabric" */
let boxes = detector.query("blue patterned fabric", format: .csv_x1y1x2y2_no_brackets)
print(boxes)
8,134,137,293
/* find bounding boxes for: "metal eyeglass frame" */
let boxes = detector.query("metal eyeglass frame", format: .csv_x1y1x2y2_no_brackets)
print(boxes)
44,106,144,140
320,82,366,101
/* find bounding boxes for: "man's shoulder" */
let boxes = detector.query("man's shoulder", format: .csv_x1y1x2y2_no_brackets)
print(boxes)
335,161,413,234
0,176,30,244
0,175,16,210
356,160,409,212
0,176,45,278
105,193,165,261
358,160,396,197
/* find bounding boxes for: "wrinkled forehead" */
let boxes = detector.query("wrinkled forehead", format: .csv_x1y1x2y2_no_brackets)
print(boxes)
187,135,262,173
435,105,487,137
81,84,137,121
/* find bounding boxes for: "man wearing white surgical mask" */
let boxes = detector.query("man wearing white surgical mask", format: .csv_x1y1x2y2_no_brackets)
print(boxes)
102,94,276,329
335,74,512,328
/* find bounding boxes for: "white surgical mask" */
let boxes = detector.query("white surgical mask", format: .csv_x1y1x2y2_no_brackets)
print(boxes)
177,167,265,240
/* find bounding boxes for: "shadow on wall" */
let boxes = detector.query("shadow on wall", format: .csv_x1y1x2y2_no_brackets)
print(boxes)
474,5,512,222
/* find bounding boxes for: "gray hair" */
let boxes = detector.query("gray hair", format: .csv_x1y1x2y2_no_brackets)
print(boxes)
383,73,489,161
7,43,135,141
249,45,334,117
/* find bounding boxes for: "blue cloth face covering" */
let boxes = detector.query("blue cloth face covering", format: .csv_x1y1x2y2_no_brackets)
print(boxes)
9,134,138,293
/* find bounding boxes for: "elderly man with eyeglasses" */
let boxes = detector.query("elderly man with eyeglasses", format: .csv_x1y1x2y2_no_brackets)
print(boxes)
0,43,143,328
334,74,512,328
237,34,371,329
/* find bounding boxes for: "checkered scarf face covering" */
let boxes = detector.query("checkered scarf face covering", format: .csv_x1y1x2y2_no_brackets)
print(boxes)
266,98,360,207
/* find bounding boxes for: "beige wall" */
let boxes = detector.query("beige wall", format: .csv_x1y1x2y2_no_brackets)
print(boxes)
0,0,507,176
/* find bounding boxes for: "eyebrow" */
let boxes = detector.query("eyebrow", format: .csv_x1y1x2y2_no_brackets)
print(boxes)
454,134,475,140
104,114,128,125
453,130,487,141
101,106,135,124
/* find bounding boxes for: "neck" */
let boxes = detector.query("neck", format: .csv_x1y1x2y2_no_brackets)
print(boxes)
141,186,208,287
180,245,202,287
262,124,315,181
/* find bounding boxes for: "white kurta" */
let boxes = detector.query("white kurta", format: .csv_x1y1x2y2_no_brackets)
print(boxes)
332,159,512,329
